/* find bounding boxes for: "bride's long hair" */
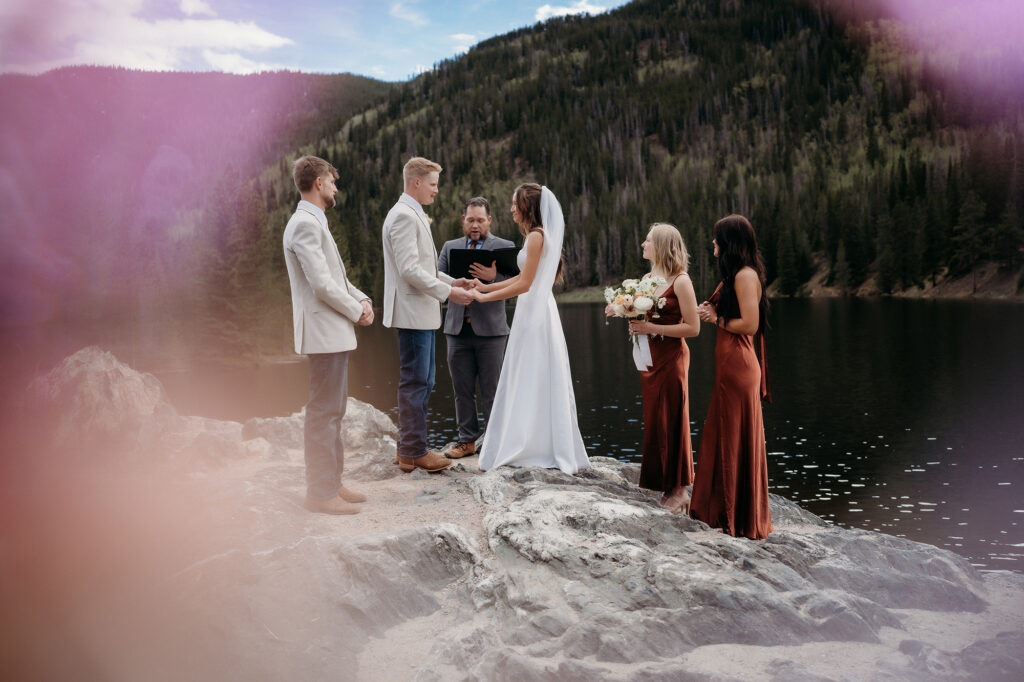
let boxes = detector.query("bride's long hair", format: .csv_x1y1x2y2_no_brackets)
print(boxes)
513,183,565,285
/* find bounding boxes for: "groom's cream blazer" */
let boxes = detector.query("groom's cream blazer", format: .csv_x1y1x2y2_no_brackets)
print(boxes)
382,194,453,329
283,203,369,354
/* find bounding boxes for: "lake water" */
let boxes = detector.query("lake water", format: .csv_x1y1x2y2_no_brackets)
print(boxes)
156,299,1024,571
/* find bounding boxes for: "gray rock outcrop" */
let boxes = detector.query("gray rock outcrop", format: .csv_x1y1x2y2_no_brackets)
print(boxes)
11,348,1024,681
23,346,398,470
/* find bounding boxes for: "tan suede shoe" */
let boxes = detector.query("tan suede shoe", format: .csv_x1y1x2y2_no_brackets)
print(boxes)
337,485,367,503
304,495,360,515
444,441,476,459
397,450,452,473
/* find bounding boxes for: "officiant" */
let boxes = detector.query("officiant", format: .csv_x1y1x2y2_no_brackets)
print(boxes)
437,197,516,459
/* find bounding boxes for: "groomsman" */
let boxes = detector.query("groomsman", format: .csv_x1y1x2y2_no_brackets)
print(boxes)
283,156,373,515
381,157,474,473
437,197,514,458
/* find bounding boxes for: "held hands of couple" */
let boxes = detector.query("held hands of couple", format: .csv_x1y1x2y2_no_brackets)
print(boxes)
452,277,480,290
448,281,475,305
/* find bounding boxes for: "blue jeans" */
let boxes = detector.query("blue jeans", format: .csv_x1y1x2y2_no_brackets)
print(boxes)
305,352,349,500
397,329,436,459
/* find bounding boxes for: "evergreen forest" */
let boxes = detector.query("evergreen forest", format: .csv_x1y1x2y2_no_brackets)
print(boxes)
246,0,1024,323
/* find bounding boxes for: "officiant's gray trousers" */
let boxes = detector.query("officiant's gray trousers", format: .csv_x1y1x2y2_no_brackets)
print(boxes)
305,351,349,500
446,330,506,443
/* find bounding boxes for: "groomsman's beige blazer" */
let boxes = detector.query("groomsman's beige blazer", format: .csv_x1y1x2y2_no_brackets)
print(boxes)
283,203,369,354
381,194,453,329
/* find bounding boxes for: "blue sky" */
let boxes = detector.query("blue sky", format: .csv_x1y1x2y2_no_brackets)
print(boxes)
0,0,631,81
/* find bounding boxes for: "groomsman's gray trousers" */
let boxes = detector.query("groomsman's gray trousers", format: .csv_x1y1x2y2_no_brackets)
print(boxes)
446,328,506,444
304,351,349,500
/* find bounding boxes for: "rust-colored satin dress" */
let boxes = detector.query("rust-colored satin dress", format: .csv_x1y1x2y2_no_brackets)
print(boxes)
689,284,773,540
639,275,694,494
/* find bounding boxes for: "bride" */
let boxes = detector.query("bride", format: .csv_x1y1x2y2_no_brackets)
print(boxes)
469,184,590,474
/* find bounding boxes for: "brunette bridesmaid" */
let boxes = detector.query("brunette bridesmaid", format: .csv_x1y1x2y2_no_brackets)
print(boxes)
691,214,773,539
622,223,700,513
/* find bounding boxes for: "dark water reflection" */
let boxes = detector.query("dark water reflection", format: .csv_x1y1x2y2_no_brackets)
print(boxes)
157,299,1024,571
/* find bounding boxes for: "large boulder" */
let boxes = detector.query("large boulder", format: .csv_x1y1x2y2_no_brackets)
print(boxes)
423,466,990,680
24,346,175,457
241,398,397,455
24,347,396,468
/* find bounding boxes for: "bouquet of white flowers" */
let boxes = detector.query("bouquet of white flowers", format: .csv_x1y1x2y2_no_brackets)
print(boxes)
604,275,665,318
604,274,667,371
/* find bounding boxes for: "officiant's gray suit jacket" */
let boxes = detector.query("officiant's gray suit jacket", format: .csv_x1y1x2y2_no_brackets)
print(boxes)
437,233,516,336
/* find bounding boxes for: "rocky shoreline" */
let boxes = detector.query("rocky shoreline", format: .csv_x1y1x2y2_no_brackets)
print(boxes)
6,347,1023,681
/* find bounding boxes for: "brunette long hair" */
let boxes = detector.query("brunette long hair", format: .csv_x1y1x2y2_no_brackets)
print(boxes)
713,214,769,333
513,182,565,285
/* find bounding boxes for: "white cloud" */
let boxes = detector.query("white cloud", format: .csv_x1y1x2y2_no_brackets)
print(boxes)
389,1,428,27
535,1,606,22
202,50,279,74
180,0,215,17
451,33,476,53
0,0,292,74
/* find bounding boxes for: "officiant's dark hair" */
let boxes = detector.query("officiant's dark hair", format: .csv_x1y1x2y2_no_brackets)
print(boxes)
465,197,490,215
293,156,338,193
513,183,565,285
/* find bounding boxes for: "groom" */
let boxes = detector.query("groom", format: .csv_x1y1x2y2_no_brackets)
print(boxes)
382,157,474,473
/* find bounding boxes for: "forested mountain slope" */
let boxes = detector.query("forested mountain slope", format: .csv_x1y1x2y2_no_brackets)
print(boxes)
248,0,1022,306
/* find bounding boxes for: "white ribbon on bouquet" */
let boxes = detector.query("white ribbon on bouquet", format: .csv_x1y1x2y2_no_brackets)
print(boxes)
632,334,653,371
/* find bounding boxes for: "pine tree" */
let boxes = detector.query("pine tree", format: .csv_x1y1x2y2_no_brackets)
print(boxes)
875,216,897,294
997,200,1024,270
776,222,799,295
833,238,852,292
951,191,988,292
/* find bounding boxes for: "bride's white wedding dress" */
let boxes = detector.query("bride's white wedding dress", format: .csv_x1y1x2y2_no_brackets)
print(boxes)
479,187,590,474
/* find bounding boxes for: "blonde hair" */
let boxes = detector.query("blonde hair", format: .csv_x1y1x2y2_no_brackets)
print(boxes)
403,156,442,185
647,222,689,277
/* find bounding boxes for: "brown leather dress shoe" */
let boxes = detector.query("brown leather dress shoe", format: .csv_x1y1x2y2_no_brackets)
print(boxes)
337,485,367,503
444,441,476,459
304,495,360,515
397,450,452,472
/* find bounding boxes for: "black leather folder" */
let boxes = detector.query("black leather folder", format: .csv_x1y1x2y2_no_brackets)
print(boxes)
448,247,521,279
